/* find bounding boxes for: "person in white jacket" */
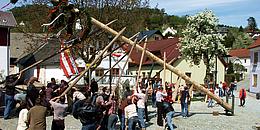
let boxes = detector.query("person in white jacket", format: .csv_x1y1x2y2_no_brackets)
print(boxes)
17,102,29,130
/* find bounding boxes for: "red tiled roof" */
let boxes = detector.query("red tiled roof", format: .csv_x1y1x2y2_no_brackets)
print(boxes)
228,48,250,58
124,38,181,65
248,37,260,49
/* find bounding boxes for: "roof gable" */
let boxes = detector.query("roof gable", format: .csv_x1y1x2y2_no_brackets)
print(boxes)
10,33,46,59
127,38,180,65
248,37,260,49
228,48,250,58
137,30,162,41
17,38,60,66
0,11,17,27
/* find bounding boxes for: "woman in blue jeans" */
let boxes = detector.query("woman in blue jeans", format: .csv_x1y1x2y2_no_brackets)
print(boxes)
163,101,175,130
4,75,19,119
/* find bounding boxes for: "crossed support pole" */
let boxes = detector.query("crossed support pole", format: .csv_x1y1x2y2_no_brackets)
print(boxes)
90,17,232,111
59,27,126,98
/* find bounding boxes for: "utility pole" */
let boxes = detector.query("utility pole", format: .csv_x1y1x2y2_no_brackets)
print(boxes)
108,35,113,94
215,43,218,90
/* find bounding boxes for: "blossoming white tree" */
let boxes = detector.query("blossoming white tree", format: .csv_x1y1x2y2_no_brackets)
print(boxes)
180,10,227,83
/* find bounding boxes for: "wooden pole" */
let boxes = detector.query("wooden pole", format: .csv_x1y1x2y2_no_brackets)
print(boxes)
90,17,232,111
115,39,137,102
59,27,126,98
189,84,194,98
135,39,147,92
163,52,166,90
116,39,137,87
172,77,181,101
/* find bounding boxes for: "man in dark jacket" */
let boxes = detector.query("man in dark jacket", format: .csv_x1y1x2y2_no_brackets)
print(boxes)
180,86,190,118
26,77,39,107
72,94,104,130
90,79,98,94
4,75,19,119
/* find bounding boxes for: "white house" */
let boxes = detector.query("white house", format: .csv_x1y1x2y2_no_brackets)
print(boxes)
228,48,250,78
0,11,16,80
94,48,132,85
248,37,260,93
162,27,177,38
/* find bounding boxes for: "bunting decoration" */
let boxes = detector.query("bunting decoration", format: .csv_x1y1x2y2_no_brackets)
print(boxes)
112,53,122,57
60,44,79,78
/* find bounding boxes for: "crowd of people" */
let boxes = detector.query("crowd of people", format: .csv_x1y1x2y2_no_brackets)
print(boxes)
2,74,247,130
207,81,247,108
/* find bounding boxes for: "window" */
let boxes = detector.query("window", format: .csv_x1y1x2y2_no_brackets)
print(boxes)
254,52,258,64
155,36,160,40
253,74,257,87
0,28,8,46
112,68,119,76
244,59,246,63
185,72,191,77
185,72,192,84
156,72,160,78
142,72,146,78
95,69,104,77
147,72,150,77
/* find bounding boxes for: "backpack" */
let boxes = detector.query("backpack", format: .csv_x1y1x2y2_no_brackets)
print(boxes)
72,94,103,125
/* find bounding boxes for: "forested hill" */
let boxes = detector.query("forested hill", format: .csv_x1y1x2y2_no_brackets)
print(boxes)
9,4,254,49
9,4,187,35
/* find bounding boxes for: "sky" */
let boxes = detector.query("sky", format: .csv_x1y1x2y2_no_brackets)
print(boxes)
0,0,259,27
149,0,260,27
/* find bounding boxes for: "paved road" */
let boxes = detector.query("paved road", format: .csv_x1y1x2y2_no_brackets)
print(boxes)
1,78,260,130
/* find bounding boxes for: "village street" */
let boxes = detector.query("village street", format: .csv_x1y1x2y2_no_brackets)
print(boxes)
1,77,260,130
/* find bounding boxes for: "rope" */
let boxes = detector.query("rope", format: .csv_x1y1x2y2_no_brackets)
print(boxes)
1,2,11,10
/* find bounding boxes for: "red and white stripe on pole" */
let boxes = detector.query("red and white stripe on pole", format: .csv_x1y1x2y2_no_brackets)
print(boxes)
60,44,79,78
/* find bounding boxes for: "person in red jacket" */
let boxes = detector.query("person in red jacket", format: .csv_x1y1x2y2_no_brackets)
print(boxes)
239,87,247,107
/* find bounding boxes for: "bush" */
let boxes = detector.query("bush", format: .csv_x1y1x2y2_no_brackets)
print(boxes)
225,74,235,84
225,73,241,84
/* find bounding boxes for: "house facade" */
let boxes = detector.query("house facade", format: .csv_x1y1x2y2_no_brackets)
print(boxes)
128,38,226,86
228,48,250,78
248,38,260,93
0,11,16,80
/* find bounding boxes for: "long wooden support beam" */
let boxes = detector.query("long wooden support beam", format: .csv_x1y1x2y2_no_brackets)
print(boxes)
135,41,147,91
90,17,232,111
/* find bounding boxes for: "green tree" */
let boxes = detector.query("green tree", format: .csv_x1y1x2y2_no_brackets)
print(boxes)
223,30,235,48
239,26,244,32
227,61,234,74
180,10,227,82
10,4,49,33
247,17,257,31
